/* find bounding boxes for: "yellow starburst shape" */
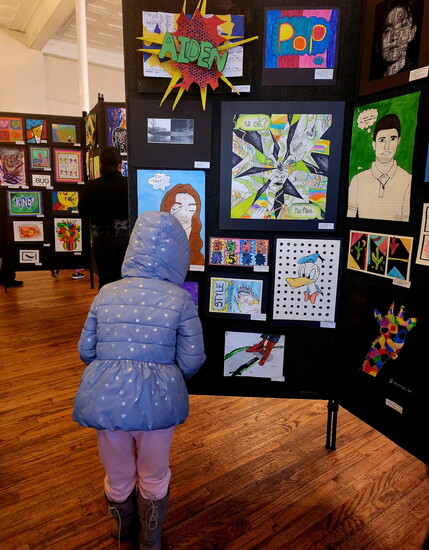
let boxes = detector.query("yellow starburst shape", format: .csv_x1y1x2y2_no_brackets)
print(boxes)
137,0,258,110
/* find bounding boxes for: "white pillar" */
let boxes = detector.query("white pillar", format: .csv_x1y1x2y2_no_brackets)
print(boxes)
75,0,90,114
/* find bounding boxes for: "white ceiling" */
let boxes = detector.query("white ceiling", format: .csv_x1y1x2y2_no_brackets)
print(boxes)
0,0,124,68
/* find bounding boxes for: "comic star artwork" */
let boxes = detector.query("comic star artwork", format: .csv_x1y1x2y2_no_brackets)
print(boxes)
219,101,344,231
273,237,341,324
224,331,285,382
138,0,258,109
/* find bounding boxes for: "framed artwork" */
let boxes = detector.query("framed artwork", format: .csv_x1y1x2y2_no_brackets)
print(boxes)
135,0,255,95
208,275,264,317
7,191,43,216
106,106,127,154
219,101,344,231
129,99,212,169
359,0,429,96
272,237,341,325
348,231,413,281
0,146,26,187
52,191,79,213
86,112,97,148
182,281,199,309
30,147,51,170
13,220,44,242
31,173,52,188
262,7,340,86
224,331,286,381
0,116,24,142
54,218,82,252
54,149,83,183
347,92,420,222
137,169,205,269
26,118,47,143
415,204,429,266
51,123,77,144
19,249,41,264
425,144,429,182
208,237,269,267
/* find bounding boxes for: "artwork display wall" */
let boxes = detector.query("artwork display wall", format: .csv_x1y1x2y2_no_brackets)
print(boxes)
123,0,429,463
0,111,88,271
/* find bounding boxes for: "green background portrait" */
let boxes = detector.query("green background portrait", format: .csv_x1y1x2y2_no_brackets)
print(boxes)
348,91,420,183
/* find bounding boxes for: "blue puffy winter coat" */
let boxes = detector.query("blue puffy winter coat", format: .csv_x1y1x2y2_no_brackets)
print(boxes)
73,211,206,431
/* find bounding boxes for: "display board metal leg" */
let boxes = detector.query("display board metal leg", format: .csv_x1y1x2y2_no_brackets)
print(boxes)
326,399,339,450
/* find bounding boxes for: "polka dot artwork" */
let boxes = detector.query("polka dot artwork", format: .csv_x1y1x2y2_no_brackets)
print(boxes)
273,238,341,323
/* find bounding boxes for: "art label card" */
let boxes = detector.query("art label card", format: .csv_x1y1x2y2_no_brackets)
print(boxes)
263,8,339,86
31,173,52,188
19,249,41,264
137,169,205,269
224,331,285,381
220,101,344,231
0,117,24,142
54,149,83,183
106,107,127,154
347,92,420,222
0,146,26,187
209,277,263,315
52,191,79,213
52,123,77,144
54,218,82,252
13,220,44,242
208,237,269,267
30,147,50,170
273,238,341,323
348,231,413,281
7,191,43,216
26,118,47,143
416,203,429,266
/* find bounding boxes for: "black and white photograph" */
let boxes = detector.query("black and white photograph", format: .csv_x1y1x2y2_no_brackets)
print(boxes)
147,118,194,144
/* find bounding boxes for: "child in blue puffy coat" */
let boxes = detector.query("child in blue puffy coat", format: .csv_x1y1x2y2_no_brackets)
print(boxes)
73,211,206,549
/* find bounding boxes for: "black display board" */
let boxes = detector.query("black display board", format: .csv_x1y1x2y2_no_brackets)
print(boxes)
0,111,90,273
122,0,428,463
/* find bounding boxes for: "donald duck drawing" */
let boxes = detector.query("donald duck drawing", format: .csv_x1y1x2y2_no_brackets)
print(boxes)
285,253,324,305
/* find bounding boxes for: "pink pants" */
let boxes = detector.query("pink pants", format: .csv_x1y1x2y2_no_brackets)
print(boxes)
96,427,175,503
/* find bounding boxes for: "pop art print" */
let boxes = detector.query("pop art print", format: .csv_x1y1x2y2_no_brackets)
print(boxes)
0,117,24,142
13,221,44,242
52,191,79,213
209,237,269,267
0,146,26,187
273,238,341,323
362,303,416,377
209,277,263,315
224,331,285,381
26,119,47,143
54,149,83,183
7,191,42,216
30,147,50,170
263,8,339,85
54,218,82,252
348,231,413,281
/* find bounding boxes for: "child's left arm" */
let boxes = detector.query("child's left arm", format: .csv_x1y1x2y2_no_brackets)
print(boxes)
78,297,99,365
176,294,206,379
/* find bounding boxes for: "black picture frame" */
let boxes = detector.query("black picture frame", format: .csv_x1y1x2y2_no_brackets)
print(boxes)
129,98,212,169
358,0,429,96
219,100,345,232
262,6,340,87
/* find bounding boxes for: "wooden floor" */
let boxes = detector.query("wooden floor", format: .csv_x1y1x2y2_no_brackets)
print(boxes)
1,270,428,550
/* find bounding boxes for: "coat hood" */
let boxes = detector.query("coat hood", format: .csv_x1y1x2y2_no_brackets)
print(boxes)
121,211,190,285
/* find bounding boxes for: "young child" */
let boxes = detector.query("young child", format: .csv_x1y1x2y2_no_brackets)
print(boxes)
73,211,206,549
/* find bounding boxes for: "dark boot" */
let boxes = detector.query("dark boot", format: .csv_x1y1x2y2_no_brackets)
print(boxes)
106,490,138,542
137,490,169,550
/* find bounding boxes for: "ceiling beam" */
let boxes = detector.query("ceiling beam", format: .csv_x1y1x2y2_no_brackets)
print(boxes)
25,0,75,50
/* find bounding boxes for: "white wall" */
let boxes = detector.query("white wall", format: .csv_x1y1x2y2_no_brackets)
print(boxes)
0,28,125,117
